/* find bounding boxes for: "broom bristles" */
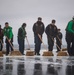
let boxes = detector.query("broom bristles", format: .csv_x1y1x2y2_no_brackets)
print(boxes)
2,50,6,54
62,48,67,51
0,51,3,57
57,51,68,56
10,50,22,56
43,51,54,56
26,50,34,56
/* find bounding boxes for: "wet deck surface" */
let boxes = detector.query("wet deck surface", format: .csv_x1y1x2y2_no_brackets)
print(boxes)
0,56,74,75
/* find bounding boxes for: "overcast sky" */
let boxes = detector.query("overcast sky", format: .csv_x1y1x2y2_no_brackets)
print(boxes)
0,0,74,46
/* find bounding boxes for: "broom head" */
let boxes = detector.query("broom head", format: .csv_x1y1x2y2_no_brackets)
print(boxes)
2,50,6,54
0,51,3,57
62,48,67,51
10,50,22,56
26,50,34,56
57,51,68,56
42,51,54,56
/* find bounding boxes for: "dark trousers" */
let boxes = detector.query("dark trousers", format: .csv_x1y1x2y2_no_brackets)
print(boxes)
18,38,24,55
47,36,54,51
66,32,74,56
5,39,13,55
0,42,3,51
56,42,61,51
71,37,74,56
34,35,42,54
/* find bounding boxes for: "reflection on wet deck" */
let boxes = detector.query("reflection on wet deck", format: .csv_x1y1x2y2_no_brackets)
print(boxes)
0,56,74,75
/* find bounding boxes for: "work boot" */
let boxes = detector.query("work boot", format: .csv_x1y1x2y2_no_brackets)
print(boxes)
37,53,40,56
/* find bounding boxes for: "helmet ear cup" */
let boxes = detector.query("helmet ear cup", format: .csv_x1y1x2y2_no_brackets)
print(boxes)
73,16,74,20
38,17,42,20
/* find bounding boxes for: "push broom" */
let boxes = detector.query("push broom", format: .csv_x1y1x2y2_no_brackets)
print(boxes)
38,34,54,56
6,37,22,56
26,37,30,50
57,36,67,51
26,37,34,56
51,36,68,56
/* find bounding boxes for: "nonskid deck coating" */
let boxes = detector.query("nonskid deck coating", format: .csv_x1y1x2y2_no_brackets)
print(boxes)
0,55,74,75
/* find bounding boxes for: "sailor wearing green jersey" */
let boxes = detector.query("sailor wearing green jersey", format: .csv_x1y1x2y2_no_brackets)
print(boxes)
65,16,74,56
3,22,13,55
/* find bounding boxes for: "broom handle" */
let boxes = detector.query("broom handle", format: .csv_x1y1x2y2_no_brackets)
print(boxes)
50,36,61,51
55,41,61,51
57,36,62,45
26,37,30,49
38,34,47,50
57,36,64,47
6,37,14,50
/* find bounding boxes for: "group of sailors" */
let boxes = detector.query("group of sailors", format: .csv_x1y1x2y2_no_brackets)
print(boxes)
0,16,74,56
